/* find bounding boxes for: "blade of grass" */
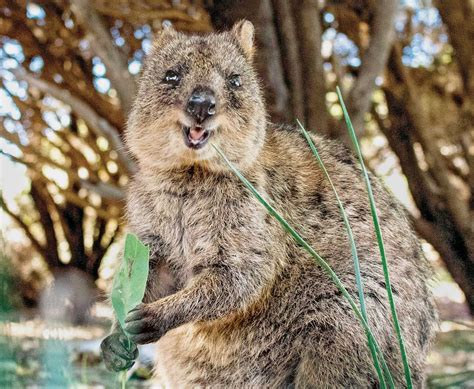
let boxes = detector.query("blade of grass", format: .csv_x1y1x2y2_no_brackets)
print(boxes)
212,143,395,389
336,86,412,388
296,119,386,388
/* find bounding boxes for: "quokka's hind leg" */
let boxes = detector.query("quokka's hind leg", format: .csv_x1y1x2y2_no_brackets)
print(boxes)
291,306,405,389
292,348,378,389
153,318,299,388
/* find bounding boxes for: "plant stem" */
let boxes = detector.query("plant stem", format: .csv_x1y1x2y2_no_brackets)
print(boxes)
120,370,127,389
336,86,412,388
212,143,395,388
297,119,386,388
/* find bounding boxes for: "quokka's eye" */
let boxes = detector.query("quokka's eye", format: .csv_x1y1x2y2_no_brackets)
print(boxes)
228,74,242,89
163,70,181,86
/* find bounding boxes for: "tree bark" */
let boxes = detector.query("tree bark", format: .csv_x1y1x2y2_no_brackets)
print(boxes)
272,0,305,123
435,0,474,97
30,182,62,269
292,0,329,135
346,0,398,135
413,217,474,313
207,0,290,123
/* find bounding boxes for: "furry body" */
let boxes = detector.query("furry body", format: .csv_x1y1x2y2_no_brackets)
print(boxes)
126,128,435,387
102,21,436,387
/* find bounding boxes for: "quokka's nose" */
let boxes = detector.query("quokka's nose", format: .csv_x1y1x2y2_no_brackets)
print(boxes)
186,87,216,123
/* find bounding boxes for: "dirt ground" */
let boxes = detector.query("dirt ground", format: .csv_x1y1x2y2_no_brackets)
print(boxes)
1,297,473,388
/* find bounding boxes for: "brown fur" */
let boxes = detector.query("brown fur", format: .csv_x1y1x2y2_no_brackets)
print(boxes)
117,21,436,387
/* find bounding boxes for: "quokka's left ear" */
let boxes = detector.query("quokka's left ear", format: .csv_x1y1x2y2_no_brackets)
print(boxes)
231,20,255,60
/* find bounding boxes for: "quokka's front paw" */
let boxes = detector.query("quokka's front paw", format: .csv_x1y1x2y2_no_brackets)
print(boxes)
100,331,138,372
125,303,167,344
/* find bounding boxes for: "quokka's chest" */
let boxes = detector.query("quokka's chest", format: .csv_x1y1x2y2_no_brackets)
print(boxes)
150,186,268,263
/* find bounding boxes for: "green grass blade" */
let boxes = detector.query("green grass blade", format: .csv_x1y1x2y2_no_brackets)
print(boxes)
212,143,395,389
336,86,412,388
296,119,386,388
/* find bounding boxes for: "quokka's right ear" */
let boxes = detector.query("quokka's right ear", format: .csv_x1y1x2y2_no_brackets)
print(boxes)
152,20,178,48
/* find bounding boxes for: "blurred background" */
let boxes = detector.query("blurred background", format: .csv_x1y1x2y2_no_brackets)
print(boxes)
0,0,473,387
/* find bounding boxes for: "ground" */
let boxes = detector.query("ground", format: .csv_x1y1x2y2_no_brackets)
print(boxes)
0,299,473,388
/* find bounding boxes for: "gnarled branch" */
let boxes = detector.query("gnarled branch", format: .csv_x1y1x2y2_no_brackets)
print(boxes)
70,0,136,114
13,69,136,175
345,0,398,135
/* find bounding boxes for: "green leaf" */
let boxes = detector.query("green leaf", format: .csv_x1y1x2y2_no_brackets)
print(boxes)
111,268,127,330
212,143,395,389
111,233,150,331
336,86,412,388
296,119,387,388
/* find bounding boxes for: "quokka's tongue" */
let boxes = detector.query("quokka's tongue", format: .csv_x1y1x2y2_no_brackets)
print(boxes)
189,126,206,140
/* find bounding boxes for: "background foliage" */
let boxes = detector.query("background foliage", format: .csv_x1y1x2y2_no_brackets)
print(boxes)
0,0,472,313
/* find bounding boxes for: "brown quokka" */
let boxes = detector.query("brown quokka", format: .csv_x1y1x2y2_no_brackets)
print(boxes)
101,20,436,387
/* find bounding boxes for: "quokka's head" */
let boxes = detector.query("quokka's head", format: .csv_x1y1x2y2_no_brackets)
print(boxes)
126,20,267,172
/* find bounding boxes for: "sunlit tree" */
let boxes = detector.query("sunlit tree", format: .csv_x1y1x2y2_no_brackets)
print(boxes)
1,0,472,312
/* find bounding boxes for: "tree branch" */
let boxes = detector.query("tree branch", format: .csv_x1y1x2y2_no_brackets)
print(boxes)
29,181,62,268
386,44,470,237
70,0,136,114
254,0,291,123
346,0,398,135
292,0,329,134
89,0,212,32
0,150,124,202
13,69,136,174
0,195,46,258
435,0,474,97
207,0,290,123
0,123,118,198
272,0,305,122
79,179,125,201
461,133,474,204
411,215,474,311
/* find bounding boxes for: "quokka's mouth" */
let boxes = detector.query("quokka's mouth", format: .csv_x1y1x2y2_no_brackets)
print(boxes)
182,124,211,149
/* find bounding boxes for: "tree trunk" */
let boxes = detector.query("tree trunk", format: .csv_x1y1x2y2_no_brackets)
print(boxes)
30,181,62,269
291,0,329,134
383,43,474,312
207,0,291,123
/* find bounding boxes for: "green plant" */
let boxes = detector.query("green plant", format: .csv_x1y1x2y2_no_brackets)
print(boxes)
297,119,386,387
212,88,414,388
110,233,150,388
336,86,412,388
212,145,395,387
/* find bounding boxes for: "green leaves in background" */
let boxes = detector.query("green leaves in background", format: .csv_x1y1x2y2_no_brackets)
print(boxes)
111,233,150,332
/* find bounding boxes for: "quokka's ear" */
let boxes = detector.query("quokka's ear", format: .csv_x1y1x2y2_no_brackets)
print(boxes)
231,20,255,60
152,20,178,48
